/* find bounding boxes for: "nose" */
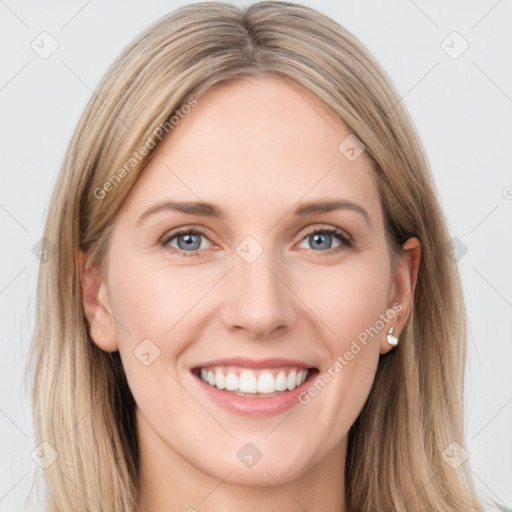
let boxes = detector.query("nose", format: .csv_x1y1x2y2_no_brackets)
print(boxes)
220,249,297,339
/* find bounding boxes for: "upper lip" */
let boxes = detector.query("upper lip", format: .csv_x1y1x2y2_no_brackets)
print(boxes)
192,357,316,370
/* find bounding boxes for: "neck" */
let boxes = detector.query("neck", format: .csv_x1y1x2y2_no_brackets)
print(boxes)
135,409,348,512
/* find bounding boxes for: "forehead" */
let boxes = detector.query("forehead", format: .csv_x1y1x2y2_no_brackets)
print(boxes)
120,76,381,224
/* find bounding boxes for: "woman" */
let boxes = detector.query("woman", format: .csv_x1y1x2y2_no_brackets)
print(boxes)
28,2,508,511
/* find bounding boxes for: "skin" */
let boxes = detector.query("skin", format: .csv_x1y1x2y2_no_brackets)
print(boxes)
81,75,420,512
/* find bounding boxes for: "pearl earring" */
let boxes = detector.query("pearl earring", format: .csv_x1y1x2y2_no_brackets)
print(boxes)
386,326,399,346
97,329,101,337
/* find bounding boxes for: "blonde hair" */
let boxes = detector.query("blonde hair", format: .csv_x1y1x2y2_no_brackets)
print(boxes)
27,2,497,511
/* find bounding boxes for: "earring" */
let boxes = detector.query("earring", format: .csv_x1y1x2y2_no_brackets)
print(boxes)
97,329,101,337
386,326,399,346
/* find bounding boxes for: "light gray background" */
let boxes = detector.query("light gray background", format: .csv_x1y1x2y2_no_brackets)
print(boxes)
1,1,511,510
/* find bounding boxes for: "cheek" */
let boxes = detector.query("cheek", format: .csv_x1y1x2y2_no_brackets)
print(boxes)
292,253,391,350
290,261,389,447
108,258,210,421
107,255,217,341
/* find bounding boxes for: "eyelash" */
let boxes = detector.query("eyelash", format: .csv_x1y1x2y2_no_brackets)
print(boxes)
160,226,354,258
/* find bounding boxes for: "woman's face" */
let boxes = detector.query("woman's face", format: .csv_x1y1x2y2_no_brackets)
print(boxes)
83,76,419,488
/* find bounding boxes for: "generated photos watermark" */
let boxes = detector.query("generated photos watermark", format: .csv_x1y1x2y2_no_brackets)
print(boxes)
93,96,198,200
298,302,403,405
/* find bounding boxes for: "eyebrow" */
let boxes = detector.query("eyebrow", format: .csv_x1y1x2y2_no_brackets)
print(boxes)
136,199,371,227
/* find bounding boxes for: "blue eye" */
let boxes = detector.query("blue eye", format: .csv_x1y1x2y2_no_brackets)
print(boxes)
298,227,353,254
161,229,211,257
161,226,353,257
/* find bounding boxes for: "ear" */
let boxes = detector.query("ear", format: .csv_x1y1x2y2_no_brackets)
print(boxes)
80,251,118,352
380,237,421,355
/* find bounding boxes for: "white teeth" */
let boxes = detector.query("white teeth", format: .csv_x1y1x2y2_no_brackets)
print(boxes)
198,367,309,395
239,370,258,393
286,370,297,391
275,371,287,391
215,369,226,390
257,372,275,393
225,372,238,391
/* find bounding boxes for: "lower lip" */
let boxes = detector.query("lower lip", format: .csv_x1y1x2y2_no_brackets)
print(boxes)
192,371,317,418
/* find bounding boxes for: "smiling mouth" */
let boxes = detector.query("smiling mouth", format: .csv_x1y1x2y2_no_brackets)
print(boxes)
192,366,319,398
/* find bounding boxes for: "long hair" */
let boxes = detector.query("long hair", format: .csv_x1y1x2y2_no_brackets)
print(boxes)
27,2,495,510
